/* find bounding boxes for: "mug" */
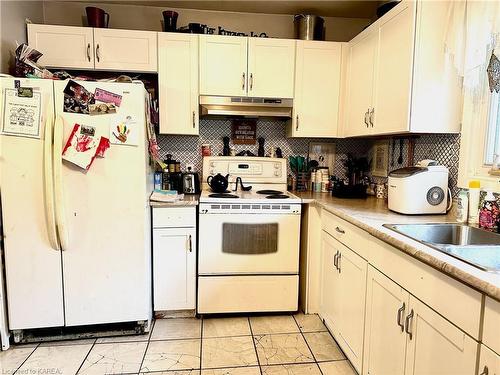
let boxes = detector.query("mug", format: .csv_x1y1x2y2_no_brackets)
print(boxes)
162,10,178,32
375,183,386,199
86,7,109,28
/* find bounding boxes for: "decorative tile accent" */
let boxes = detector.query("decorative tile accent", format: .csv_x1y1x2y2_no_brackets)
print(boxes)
303,332,345,362
253,333,314,365
250,316,300,335
157,119,461,194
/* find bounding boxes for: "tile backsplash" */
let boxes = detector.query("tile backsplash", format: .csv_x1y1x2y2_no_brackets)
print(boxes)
157,118,461,194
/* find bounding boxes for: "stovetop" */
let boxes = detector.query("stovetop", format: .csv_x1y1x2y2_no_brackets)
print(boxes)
200,189,301,204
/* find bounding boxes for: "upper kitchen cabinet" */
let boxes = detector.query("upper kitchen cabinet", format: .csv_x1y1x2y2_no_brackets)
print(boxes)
158,33,199,135
199,35,248,97
27,24,157,72
93,29,157,72
344,0,462,137
27,24,95,70
247,38,295,98
199,35,295,98
288,41,344,138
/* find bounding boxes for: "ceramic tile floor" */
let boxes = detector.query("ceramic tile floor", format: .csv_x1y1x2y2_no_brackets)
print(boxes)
0,314,357,375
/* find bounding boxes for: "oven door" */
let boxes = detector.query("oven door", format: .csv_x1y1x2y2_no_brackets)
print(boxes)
199,211,300,275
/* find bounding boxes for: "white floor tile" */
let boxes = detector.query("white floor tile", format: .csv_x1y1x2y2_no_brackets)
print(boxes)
17,344,92,375
293,314,327,333
261,363,322,375
202,336,258,369
318,360,357,375
141,339,201,372
151,318,202,340
78,341,147,374
303,332,345,362
0,346,36,374
254,333,314,366
250,316,299,335
201,366,260,375
203,317,251,338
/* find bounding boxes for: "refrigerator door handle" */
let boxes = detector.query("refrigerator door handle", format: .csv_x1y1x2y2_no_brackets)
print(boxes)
43,115,61,251
53,116,69,251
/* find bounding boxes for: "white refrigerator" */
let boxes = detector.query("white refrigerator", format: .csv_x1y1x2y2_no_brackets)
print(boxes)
0,78,153,345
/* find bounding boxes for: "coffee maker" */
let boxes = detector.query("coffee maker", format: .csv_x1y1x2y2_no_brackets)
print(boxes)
182,167,201,195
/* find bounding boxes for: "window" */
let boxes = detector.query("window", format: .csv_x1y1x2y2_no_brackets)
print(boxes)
484,91,500,166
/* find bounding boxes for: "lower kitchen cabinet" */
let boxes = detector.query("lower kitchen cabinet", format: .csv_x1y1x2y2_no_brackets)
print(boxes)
152,207,196,312
320,231,367,372
479,344,500,375
363,266,478,375
363,266,409,375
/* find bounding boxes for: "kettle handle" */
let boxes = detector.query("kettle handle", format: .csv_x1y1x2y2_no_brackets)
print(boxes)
207,175,213,186
446,188,453,212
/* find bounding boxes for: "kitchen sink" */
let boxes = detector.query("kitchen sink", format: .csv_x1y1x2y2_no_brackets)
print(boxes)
383,223,500,272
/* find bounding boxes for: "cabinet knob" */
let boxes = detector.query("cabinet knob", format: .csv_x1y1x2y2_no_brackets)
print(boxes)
335,226,345,234
369,108,375,127
337,252,342,273
296,115,299,131
333,251,338,269
188,234,192,252
192,111,196,128
364,110,369,127
242,72,246,90
480,366,489,375
250,73,253,90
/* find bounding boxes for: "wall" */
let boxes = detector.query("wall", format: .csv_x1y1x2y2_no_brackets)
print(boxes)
0,1,45,74
157,119,461,195
41,1,370,42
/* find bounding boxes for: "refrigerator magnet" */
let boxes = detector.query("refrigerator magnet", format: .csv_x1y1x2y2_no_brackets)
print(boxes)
110,115,138,146
1,88,42,138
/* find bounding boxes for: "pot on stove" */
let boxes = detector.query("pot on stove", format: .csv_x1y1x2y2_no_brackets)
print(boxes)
207,173,229,193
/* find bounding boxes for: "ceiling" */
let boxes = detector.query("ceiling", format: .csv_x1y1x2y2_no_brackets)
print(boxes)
77,1,381,18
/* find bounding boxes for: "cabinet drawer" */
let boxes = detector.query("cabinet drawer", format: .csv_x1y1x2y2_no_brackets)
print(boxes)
484,297,500,355
153,207,196,228
321,209,369,259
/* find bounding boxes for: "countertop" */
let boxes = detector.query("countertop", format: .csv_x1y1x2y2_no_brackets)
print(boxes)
295,191,500,302
149,194,199,207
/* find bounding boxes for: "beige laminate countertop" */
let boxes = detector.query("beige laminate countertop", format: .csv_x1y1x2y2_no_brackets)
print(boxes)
295,191,500,301
149,194,199,207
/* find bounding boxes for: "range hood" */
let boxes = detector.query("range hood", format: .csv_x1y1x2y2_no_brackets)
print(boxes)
199,96,293,118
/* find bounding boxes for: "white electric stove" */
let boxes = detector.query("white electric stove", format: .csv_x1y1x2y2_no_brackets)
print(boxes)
198,156,302,314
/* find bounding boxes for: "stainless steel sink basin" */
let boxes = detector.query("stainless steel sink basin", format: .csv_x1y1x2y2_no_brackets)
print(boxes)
383,223,500,272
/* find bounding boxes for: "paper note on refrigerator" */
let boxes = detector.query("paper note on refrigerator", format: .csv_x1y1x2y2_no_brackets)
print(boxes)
110,115,138,146
1,88,42,138
62,123,110,170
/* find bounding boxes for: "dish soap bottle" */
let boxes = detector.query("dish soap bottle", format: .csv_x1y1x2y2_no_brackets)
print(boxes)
456,190,469,223
479,190,499,231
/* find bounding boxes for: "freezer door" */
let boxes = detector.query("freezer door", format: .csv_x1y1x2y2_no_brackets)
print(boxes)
53,80,151,326
0,78,65,329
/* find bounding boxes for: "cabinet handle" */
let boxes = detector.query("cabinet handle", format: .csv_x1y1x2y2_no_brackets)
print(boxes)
333,251,338,270
192,111,196,128
337,252,342,273
96,44,100,62
479,366,489,375
296,115,299,131
369,108,375,127
242,72,246,90
397,302,406,332
335,226,345,234
87,43,91,62
188,234,192,252
364,109,369,128
405,309,414,340
250,73,253,90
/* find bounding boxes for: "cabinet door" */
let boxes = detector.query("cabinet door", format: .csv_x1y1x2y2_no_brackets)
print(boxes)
27,24,94,69
344,30,377,137
199,35,248,96
363,266,410,375
320,231,341,331
372,2,415,135
247,38,295,98
405,296,478,375
153,227,196,311
158,33,199,135
291,41,342,138
93,29,157,72
478,344,500,375
337,242,368,373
